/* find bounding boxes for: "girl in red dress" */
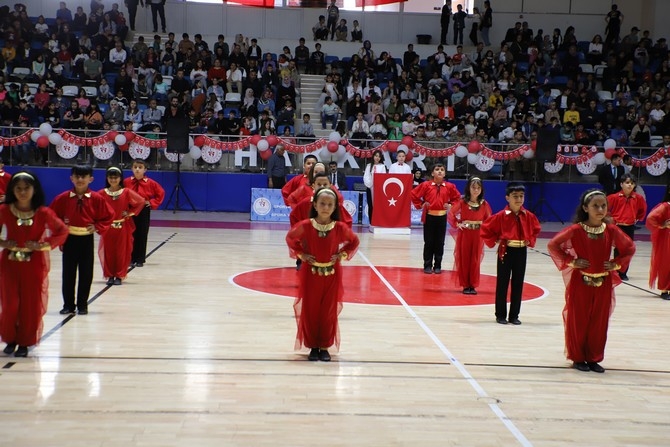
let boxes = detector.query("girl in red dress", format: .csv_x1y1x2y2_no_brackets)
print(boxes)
547,189,635,373
448,177,492,295
286,188,360,362
289,173,353,229
98,167,146,286
287,162,328,207
0,172,69,357
646,185,670,300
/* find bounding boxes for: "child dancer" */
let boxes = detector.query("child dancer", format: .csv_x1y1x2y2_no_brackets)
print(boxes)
287,162,329,207
646,185,670,300
98,167,146,286
606,173,647,281
123,159,165,268
448,177,492,294
50,165,114,315
0,162,11,203
281,154,318,206
286,188,359,362
547,189,635,373
411,163,461,274
289,172,352,229
0,172,69,357
480,183,541,325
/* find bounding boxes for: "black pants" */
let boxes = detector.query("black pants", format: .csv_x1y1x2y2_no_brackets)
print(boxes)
132,206,151,264
127,0,139,29
423,214,447,269
150,3,166,32
453,26,464,45
271,176,286,189
62,234,94,311
440,23,450,44
327,17,337,40
495,246,527,320
615,224,635,275
366,188,373,224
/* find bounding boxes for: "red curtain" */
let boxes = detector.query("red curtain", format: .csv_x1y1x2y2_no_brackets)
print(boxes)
355,0,406,6
228,0,275,7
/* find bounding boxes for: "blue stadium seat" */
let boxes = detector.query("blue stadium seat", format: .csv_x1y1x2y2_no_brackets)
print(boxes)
99,103,109,114
223,107,239,117
325,55,339,65
577,41,590,54
516,62,529,73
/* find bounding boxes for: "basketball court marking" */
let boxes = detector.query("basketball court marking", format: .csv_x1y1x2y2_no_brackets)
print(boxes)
356,249,534,447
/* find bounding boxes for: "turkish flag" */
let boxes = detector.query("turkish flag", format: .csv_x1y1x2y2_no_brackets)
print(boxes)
229,0,274,7
355,0,406,6
372,173,413,227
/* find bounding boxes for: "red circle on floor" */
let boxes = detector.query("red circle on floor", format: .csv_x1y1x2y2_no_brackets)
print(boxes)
232,266,546,306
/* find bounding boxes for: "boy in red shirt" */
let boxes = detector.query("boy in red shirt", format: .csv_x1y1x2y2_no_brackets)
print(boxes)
607,173,647,281
480,183,541,325
411,163,461,274
124,159,165,267
50,165,114,315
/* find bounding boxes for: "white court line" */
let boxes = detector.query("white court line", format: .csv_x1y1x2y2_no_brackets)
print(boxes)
357,250,533,447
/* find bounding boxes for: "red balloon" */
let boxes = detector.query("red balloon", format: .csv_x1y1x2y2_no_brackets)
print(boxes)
36,136,49,148
119,144,129,151
531,140,537,151
125,131,136,143
107,131,118,142
250,135,262,146
386,141,399,153
401,136,414,148
604,148,616,159
405,151,414,162
259,148,272,160
266,135,279,147
194,135,206,147
327,141,339,153
468,140,481,154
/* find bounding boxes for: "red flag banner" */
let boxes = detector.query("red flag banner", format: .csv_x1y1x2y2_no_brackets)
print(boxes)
228,0,275,7
355,0,407,7
372,173,413,227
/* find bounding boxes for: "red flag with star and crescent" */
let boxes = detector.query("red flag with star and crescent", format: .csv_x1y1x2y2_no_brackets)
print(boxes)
372,173,413,227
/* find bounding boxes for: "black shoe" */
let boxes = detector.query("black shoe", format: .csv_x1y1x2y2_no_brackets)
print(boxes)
496,318,508,325
14,346,28,357
319,349,331,362
423,267,433,274
135,262,144,267
106,277,114,286
433,267,442,274
113,278,122,285
470,288,478,295
130,262,137,268
573,362,590,372
308,348,319,361
78,308,88,315
3,343,16,355
462,288,470,294
619,273,629,281
152,29,157,33
661,292,670,300
509,319,522,325
587,362,605,373
59,307,75,315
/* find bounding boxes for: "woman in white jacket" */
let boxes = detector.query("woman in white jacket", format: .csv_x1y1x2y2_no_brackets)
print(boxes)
363,149,387,224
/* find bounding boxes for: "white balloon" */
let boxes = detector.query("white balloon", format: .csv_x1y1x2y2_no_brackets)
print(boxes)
467,153,479,164
522,149,535,159
593,152,606,165
114,134,127,146
257,139,269,151
30,131,41,142
320,147,332,160
603,138,616,150
397,144,409,153
48,133,62,145
39,122,53,136
328,131,341,143
455,145,468,157
335,145,347,162
189,146,202,160
188,136,194,148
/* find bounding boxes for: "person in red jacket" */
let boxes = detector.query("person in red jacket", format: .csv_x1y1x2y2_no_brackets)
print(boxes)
606,173,647,281
411,163,461,274
480,183,541,325
645,185,670,299
548,189,635,373
50,165,115,315
281,154,318,206
123,159,165,267
1,172,69,357
0,162,11,203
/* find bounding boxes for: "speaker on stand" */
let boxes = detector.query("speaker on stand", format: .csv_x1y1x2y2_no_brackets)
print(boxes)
164,117,196,213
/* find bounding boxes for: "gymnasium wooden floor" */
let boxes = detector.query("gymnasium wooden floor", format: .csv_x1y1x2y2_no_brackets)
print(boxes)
2,211,669,446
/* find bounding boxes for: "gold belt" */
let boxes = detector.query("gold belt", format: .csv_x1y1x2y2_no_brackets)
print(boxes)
427,210,447,216
111,219,124,229
310,260,337,276
506,240,527,247
581,271,610,288
69,225,92,236
462,221,482,229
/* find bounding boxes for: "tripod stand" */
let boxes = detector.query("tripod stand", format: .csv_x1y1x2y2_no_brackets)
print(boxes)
164,154,196,213
530,164,563,224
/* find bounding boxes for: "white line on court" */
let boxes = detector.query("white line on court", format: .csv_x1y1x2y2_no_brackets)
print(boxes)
357,250,533,447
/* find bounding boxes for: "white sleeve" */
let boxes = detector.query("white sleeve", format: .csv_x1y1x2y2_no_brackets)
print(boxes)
363,164,373,188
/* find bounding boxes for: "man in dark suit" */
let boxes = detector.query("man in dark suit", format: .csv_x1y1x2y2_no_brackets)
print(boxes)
598,153,624,195
328,161,347,191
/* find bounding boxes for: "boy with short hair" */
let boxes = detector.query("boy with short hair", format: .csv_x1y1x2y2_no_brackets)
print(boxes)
123,159,165,267
480,183,541,325
411,163,461,274
389,149,412,174
50,165,114,315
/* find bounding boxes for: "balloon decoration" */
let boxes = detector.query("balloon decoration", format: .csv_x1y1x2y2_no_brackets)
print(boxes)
39,123,53,136
522,149,535,159
114,134,127,146
259,148,272,160
400,136,414,148
467,140,481,154
603,139,617,150
327,141,339,153
454,145,468,157
189,146,202,160
30,131,41,143
48,133,62,145
266,135,279,147
466,153,479,164
193,135,205,147
604,148,617,159
36,136,49,148
328,131,341,143
257,139,270,151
